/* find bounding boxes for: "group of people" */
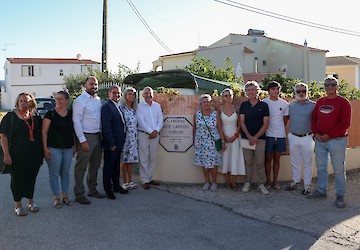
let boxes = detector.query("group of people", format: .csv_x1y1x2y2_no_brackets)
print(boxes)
0,76,163,216
0,75,352,216
194,77,352,208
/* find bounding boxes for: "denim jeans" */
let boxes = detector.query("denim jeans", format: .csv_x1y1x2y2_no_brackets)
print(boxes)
46,147,74,196
315,137,347,197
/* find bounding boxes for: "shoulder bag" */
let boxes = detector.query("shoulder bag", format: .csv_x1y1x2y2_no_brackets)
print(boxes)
201,111,222,151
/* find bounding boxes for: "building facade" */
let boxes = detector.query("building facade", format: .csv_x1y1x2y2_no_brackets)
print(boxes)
1,57,100,109
153,30,328,84
326,56,360,89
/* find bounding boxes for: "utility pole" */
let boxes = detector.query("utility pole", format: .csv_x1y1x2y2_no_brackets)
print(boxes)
101,0,108,72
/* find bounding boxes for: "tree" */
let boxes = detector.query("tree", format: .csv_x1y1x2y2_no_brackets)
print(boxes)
184,54,243,83
261,74,360,100
63,62,139,99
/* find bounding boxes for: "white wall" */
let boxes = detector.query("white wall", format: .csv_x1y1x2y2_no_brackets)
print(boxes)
2,61,100,109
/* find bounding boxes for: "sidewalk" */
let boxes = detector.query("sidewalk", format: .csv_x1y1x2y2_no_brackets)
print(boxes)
156,168,360,249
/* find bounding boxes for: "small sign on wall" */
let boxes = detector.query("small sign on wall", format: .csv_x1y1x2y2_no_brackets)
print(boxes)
160,116,193,153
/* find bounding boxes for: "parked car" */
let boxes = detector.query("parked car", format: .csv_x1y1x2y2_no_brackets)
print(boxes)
35,97,55,118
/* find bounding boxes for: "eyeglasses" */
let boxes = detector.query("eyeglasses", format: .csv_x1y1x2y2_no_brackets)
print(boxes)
324,83,337,87
295,90,307,94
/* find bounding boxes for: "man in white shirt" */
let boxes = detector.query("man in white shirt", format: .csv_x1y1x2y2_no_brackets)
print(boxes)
136,86,163,190
263,81,289,191
73,76,106,204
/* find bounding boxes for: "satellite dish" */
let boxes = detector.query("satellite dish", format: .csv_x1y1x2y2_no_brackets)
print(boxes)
76,54,82,60
280,64,288,72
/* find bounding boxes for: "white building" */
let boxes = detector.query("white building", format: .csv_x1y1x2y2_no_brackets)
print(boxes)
153,29,328,83
1,57,100,109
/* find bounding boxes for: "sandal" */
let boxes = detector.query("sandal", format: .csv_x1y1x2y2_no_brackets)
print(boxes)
273,184,281,191
54,198,62,209
232,184,238,192
14,207,27,216
62,197,74,206
26,203,40,213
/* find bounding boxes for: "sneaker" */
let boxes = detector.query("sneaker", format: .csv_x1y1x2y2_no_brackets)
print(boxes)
335,196,345,208
258,184,269,195
122,183,130,190
285,182,299,191
202,182,211,191
242,182,250,193
302,186,311,195
210,183,218,191
128,181,138,189
306,190,327,199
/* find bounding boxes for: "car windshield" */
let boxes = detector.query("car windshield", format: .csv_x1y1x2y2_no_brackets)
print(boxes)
36,98,55,110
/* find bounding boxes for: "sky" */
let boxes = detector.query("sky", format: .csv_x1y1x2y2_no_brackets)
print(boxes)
1,0,360,80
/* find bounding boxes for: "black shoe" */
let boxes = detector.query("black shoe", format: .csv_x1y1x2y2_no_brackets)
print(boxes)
75,196,91,205
335,196,345,208
113,187,129,194
88,190,106,198
106,191,116,200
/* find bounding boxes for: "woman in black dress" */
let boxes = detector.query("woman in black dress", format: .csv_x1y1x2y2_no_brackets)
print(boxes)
0,92,44,216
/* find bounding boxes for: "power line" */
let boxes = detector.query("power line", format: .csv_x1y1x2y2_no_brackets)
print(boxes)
127,0,173,53
214,0,360,37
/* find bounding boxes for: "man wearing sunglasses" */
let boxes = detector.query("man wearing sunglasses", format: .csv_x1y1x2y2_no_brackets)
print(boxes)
286,83,315,195
307,77,352,208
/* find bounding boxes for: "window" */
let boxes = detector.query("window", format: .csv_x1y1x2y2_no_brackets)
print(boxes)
60,69,64,76
21,65,36,77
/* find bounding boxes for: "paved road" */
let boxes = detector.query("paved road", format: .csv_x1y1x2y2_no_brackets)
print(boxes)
0,162,318,250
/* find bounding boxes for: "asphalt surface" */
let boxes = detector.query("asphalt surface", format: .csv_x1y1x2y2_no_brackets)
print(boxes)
1,161,360,250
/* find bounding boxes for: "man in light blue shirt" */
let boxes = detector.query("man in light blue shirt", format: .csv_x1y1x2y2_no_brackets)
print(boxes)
286,83,315,195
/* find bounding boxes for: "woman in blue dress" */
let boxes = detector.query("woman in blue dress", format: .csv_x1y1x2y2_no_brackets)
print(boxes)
194,94,225,191
119,87,139,190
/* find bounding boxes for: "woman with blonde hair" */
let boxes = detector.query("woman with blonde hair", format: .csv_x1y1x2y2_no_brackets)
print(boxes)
119,87,139,190
0,92,44,216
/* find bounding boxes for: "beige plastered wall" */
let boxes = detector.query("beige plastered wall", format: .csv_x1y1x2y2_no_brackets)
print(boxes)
152,94,360,184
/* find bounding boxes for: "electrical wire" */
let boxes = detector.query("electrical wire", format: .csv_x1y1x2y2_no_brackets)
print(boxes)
127,0,173,53
214,0,360,37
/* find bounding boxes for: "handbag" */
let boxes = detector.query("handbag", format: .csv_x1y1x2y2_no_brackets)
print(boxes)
201,111,222,151
0,111,15,174
214,138,223,151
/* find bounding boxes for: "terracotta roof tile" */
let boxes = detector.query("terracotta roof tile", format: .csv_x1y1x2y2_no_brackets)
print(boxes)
7,58,100,64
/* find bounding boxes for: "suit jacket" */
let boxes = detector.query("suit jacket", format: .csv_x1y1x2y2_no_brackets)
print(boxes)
101,100,126,152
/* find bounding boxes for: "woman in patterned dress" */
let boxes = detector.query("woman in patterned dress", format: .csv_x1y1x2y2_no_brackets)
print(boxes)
119,87,139,190
194,94,225,191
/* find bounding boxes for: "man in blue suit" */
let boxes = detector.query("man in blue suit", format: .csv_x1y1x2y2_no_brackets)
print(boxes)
101,85,128,199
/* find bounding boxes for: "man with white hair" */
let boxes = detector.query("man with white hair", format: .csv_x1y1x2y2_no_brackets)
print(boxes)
136,86,163,190
286,83,315,195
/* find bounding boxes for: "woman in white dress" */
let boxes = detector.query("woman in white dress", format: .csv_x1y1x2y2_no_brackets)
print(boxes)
218,88,245,191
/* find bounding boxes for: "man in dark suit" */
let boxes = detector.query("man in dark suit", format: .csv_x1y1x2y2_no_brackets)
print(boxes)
101,85,128,199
